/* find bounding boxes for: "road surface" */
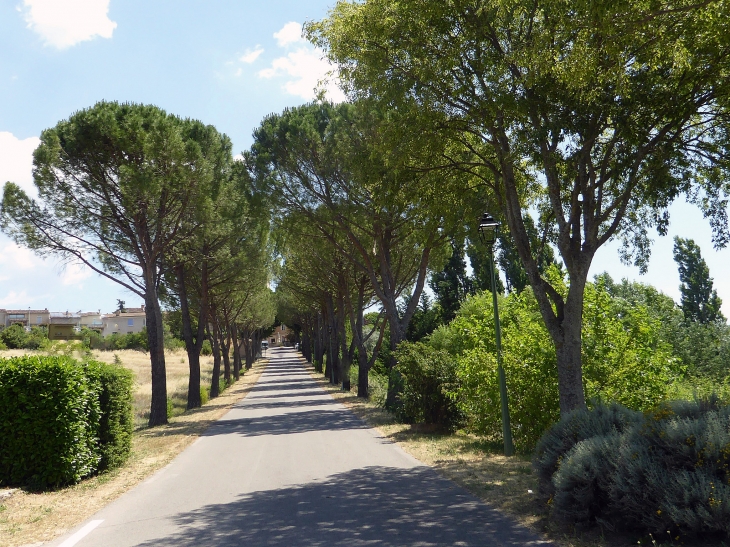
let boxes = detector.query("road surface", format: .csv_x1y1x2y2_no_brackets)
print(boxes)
49,347,552,546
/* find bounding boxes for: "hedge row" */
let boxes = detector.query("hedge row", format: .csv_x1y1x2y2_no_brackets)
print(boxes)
0,355,133,488
534,399,730,537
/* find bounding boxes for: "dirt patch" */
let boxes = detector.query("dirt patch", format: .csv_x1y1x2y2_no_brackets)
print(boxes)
0,356,267,547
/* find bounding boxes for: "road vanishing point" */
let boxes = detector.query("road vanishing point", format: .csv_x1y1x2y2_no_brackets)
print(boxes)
48,347,553,547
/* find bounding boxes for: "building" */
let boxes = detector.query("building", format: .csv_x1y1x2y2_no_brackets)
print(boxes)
101,306,147,336
48,311,81,340
269,324,292,347
79,311,104,332
0,309,50,328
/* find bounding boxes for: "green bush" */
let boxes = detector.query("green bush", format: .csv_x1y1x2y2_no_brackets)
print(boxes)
393,341,462,430
85,361,133,471
0,356,100,487
538,400,730,537
430,270,681,449
0,324,29,349
201,339,212,356
0,355,133,488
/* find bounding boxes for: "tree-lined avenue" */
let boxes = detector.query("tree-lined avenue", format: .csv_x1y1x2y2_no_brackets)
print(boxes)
47,348,551,546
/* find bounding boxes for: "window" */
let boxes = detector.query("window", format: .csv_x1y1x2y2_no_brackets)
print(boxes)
37,316,43,324
127,318,134,327
8,314,24,320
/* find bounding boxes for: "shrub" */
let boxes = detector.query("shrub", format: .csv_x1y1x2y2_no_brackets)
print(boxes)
85,361,133,471
533,403,641,498
0,356,100,487
0,324,28,349
609,401,730,535
393,341,462,430
201,339,212,356
431,272,680,450
537,400,730,537
200,386,210,405
0,355,134,488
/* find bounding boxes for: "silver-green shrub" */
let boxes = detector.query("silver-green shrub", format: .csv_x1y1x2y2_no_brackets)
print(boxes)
539,400,730,537
533,403,641,498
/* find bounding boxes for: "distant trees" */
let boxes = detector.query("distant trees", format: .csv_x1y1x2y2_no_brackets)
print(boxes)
673,237,724,324
248,100,476,402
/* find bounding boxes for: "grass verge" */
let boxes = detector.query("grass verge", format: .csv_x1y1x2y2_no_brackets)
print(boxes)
305,361,725,547
0,356,266,547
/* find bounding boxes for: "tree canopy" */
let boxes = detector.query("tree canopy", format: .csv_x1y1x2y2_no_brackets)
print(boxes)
308,0,730,413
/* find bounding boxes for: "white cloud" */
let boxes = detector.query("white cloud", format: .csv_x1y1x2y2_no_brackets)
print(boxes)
0,242,41,270
60,262,92,286
258,47,346,102
0,132,40,197
240,46,264,64
0,290,33,308
21,0,117,49
273,21,303,47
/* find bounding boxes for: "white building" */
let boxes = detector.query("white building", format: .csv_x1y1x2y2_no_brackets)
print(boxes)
101,306,147,336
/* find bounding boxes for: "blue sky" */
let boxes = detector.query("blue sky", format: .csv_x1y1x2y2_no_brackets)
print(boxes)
0,0,729,315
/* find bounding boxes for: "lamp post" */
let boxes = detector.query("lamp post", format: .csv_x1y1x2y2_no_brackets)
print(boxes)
478,212,515,457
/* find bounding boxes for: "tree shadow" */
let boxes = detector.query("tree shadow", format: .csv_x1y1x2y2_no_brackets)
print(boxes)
204,408,369,437
138,466,553,547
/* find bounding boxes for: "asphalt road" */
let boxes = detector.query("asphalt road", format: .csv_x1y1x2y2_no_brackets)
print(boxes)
49,347,552,547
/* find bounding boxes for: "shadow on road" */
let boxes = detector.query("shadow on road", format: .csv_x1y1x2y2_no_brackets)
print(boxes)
138,465,550,547
205,408,368,437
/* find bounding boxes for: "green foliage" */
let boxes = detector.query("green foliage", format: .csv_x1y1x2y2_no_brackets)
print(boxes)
430,274,680,450
540,400,730,537
673,237,724,324
0,355,133,488
393,342,462,430
0,325,50,350
84,361,133,471
0,356,100,487
90,330,148,352
200,386,210,405
429,240,472,323
201,339,212,356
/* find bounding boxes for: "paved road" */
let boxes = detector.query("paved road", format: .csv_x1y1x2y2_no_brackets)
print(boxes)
49,348,552,546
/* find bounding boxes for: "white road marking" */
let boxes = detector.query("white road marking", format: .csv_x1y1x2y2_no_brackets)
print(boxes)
57,520,104,547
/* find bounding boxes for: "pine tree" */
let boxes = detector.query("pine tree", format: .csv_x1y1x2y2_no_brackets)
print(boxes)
672,237,724,324
430,240,473,323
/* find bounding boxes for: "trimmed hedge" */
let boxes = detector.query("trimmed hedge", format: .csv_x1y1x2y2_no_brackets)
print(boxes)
0,355,133,488
86,361,133,471
536,400,730,537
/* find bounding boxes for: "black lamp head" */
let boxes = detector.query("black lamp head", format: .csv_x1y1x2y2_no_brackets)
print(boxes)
478,212,500,245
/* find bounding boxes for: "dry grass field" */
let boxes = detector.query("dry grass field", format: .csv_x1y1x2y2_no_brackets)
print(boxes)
0,348,267,547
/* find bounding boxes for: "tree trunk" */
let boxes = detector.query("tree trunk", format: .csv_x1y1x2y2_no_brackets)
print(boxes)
175,263,207,410
220,322,231,385
209,323,221,398
144,284,168,427
550,279,589,414
232,324,241,380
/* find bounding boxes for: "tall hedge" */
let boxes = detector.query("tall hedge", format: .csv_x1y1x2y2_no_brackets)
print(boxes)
86,361,134,471
0,356,133,488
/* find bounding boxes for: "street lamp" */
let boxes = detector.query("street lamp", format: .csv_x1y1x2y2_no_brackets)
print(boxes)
478,212,515,457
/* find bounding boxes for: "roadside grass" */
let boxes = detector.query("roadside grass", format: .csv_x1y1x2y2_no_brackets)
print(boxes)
307,361,724,547
0,348,266,547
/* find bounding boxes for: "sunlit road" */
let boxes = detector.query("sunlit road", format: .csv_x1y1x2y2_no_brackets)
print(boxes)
49,347,552,546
